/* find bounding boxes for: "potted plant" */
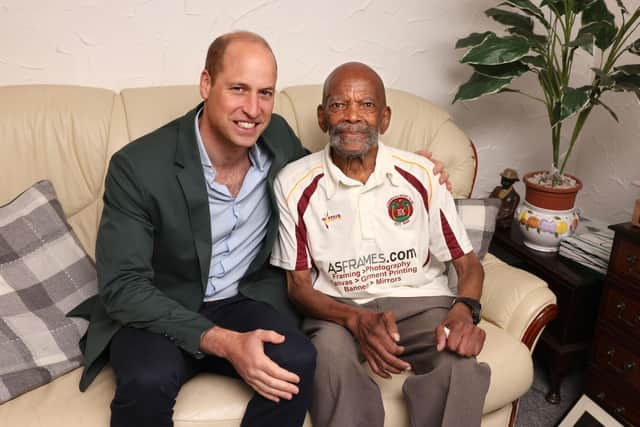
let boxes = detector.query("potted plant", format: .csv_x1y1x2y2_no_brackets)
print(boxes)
453,0,639,251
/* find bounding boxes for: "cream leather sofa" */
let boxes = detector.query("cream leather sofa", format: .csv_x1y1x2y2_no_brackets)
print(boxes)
0,84,557,427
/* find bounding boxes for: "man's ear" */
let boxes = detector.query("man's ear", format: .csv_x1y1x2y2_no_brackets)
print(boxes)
317,105,328,133
199,70,211,100
379,106,391,135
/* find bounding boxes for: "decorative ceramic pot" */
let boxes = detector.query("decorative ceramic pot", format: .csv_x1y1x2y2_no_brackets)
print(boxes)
516,202,579,252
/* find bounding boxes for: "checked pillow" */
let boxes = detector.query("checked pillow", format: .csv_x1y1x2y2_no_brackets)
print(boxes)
448,198,500,294
0,180,97,403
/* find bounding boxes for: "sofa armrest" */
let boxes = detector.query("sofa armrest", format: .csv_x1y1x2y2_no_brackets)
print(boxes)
480,254,558,349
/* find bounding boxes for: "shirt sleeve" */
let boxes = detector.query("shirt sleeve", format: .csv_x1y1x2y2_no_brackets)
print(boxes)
428,179,473,262
270,174,312,271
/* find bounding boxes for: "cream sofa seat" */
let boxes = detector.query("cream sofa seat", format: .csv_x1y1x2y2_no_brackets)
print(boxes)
0,84,557,427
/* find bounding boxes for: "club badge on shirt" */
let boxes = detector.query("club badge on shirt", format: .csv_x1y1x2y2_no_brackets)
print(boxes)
321,211,342,229
387,195,414,225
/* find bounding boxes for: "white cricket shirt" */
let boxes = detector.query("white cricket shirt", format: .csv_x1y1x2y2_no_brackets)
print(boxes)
270,142,472,304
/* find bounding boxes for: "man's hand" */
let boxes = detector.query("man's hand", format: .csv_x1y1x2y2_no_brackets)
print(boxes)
200,326,300,402
415,150,452,192
345,310,411,378
435,303,485,357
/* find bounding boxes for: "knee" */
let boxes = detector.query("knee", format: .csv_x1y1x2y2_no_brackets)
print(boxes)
289,339,317,379
114,370,181,406
269,334,317,379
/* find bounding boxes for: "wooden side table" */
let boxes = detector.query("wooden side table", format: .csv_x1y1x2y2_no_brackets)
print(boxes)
489,225,605,403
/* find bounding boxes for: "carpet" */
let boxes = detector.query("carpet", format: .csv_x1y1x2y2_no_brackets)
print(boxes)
516,364,586,426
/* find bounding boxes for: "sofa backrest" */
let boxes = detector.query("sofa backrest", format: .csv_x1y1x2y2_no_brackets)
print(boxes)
275,85,477,197
1,84,476,259
0,85,129,257
119,85,477,195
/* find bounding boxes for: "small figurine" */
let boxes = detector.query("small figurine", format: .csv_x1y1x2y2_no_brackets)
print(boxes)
490,168,521,229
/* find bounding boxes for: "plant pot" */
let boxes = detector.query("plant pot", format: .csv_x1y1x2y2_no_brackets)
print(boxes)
516,202,579,252
517,171,583,252
523,171,583,211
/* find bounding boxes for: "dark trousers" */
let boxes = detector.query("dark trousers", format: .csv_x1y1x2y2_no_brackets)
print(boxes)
109,294,316,427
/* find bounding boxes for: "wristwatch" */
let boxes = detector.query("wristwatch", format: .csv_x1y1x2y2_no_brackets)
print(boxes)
451,297,482,325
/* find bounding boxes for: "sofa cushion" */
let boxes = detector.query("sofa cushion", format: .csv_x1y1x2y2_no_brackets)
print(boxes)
0,180,97,403
0,365,312,427
0,322,530,427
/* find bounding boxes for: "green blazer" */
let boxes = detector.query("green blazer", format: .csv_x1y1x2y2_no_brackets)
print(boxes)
70,104,308,391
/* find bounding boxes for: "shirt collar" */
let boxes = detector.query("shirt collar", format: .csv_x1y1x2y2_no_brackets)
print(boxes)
321,141,400,199
194,108,269,179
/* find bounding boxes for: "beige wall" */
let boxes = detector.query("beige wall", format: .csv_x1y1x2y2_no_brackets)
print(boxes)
1,0,638,224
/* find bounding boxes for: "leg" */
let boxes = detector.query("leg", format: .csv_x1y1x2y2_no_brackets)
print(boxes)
402,352,490,427
109,327,197,427
376,297,491,427
303,317,385,427
200,296,316,427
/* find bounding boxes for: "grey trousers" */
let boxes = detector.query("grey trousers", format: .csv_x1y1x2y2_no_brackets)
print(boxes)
303,296,491,427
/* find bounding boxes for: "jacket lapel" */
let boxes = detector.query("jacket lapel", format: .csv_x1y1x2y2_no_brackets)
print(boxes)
174,104,211,292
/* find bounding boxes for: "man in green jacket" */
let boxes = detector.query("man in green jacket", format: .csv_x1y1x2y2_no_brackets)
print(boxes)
72,31,315,427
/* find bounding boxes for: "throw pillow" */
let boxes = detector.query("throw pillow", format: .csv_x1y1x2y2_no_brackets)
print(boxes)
0,180,97,403
448,198,500,294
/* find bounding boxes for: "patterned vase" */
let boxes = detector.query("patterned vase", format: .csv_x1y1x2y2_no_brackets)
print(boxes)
515,201,579,252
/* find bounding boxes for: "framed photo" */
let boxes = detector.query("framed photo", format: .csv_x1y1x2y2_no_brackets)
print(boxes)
558,394,623,427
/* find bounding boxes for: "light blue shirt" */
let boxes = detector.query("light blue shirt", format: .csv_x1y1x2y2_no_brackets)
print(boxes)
195,109,272,301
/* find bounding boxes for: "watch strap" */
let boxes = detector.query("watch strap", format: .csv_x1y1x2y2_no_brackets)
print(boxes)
451,297,481,325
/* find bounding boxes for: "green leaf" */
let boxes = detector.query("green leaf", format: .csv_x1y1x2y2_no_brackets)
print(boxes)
575,0,600,12
578,21,617,50
541,0,599,15
521,55,547,68
570,30,595,55
629,38,640,55
540,0,567,16
472,61,530,79
453,73,514,103
507,27,548,50
551,87,591,126
461,35,531,65
583,0,615,25
612,72,640,101
591,67,615,87
614,64,640,75
581,0,617,50
593,99,619,122
502,0,549,26
485,7,534,31
455,32,495,49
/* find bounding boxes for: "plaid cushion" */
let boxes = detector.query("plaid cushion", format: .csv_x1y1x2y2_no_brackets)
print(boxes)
0,180,97,403
448,198,500,294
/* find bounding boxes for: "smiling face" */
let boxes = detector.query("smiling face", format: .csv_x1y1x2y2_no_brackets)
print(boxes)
318,62,391,159
199,38,277,153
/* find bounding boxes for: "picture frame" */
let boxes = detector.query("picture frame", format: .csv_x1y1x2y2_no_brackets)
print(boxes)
558,394,623,427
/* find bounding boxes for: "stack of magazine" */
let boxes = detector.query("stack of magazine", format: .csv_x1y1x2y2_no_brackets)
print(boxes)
559,217,614,275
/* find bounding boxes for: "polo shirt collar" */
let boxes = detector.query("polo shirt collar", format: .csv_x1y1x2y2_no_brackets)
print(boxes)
321,141,400,199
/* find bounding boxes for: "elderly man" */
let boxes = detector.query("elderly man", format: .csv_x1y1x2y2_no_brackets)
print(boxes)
270,62,491,427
